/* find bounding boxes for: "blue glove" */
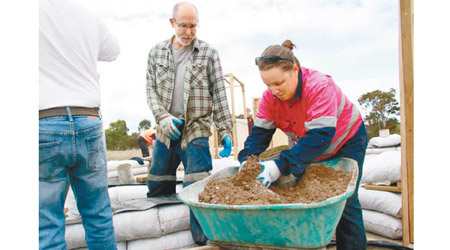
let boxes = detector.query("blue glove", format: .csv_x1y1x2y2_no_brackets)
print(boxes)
219,136,232,158
256,160,281,187
160,115,183,140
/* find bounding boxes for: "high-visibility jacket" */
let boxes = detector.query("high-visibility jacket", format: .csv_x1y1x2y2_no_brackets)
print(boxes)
238,66,363,176
140,129,156,144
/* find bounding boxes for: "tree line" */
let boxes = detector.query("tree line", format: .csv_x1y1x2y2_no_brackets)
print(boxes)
105,89,400,150
105,119,153,150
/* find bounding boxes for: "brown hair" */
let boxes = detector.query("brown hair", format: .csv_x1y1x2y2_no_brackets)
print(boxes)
257,39,300,71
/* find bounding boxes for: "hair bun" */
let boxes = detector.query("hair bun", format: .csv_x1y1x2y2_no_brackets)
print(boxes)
281,40,296,51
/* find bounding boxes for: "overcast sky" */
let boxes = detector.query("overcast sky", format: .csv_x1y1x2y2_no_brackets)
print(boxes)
77,0,400,133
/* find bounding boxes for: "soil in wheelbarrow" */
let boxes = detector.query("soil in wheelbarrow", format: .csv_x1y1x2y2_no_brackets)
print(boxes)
198,155,352,205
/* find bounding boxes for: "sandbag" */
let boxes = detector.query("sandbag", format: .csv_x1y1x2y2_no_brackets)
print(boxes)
359,187,402,218
127,230,196,250
65,221,87,249
65,187,80,219
66,208,161,249
368,134,401,148
363,209,402,239
366,146,401,155
70,241,126,250
108,166,148,179
361,151,401,185
158,204,191,235
67,185,179,218
67,185,148,218
113,209,162,242
115,185,149,202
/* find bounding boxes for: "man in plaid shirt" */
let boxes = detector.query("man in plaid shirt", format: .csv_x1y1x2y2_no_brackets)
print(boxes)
145,2,233,245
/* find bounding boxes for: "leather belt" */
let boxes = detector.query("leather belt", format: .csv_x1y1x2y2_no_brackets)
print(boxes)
39,107,100,119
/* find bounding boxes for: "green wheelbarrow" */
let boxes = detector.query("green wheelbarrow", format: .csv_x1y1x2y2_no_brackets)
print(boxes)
178,157,359,249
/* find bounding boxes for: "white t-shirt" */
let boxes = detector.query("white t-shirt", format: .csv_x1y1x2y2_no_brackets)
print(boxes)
39,0,120,110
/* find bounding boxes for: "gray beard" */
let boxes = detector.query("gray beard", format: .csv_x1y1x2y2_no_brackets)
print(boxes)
175,35,194,47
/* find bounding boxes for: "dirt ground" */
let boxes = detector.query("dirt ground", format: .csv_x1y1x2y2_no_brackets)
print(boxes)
106,149,143,161
199,155,352,205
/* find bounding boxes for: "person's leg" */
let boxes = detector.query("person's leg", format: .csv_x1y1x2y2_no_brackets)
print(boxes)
69,116,117,250
146,139,180,197
137,136,150,157
180,137,213,245
323,124,368,250
39,116,72,250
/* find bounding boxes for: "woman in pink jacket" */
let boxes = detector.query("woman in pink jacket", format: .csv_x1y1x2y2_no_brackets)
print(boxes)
238,40,368,250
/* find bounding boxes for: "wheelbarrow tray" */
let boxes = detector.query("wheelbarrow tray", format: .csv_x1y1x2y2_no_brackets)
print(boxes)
178,157,359,248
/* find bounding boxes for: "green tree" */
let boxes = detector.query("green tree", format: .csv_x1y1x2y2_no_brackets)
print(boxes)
358,88,400,139
105,120,129,150
138,119,152,132
126,132,140,150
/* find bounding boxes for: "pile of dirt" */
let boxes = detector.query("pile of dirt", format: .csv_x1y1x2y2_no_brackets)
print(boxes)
198,156,284,205
198,155,352,205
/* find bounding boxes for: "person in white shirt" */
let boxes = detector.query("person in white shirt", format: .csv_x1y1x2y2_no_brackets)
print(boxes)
39,0,120,249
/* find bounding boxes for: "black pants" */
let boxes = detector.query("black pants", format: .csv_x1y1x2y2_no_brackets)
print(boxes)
137,136,150,157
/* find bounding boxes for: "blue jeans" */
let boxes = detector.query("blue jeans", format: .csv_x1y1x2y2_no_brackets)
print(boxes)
321,124,368,250
147,132,211,245
39,110,117,250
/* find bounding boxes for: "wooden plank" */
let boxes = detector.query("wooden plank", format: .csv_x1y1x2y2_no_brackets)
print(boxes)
213,126,219,159
184,245,222,250
399,0,414,245
227,74,239,160
136,174,147,183
252,97,260,120
364,184,401,193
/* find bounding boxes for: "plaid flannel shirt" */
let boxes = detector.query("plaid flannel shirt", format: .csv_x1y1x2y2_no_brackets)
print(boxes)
146,37,233,149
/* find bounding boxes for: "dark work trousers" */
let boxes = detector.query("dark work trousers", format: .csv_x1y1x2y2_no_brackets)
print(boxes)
146,124,211,245
320,123,368,250
137,136,150,157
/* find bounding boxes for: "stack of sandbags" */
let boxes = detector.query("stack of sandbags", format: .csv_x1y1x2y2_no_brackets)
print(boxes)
366,134,401,155
64,158,240,249
361,150,401,186
360,135,403,240
65,185,195,250
359,187,403,239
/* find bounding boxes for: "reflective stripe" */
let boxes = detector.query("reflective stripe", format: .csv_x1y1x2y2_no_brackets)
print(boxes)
254,117,276,130
147,173,176,182
305,116,337,131
324,104,360,155
184,172,210,183
337,94,346,118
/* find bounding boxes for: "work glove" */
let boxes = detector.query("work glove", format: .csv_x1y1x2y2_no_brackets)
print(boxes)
256,160,281,187
239,160,247,170
219,136,232,158
160,115,183,140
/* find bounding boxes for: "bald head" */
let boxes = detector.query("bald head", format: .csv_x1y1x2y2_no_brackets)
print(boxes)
172,2,198,20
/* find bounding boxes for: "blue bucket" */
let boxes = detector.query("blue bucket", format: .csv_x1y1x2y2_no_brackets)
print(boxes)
178,157,358,248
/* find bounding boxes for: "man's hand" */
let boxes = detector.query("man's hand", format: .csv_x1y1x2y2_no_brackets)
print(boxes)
219,136,232,158
256,160,281,187
160,115,183,140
